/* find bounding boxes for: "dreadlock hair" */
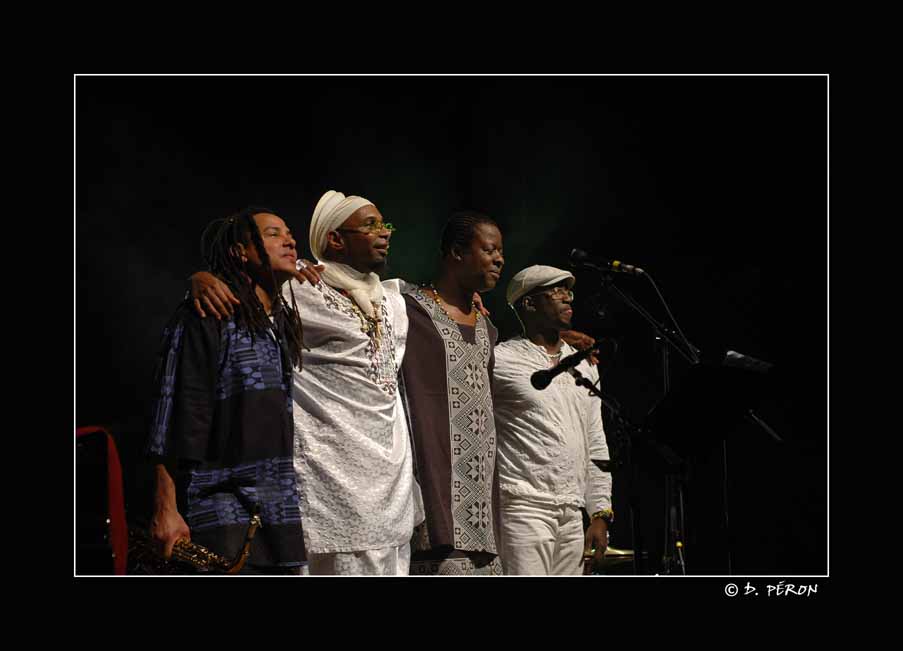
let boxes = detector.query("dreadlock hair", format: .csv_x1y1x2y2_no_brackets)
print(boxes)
199,206,306,371
439,210,499,259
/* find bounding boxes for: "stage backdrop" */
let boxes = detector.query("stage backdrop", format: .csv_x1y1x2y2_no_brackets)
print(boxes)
76,75,827,575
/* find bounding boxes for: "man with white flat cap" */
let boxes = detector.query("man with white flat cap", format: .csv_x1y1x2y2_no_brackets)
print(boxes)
492,265,613,575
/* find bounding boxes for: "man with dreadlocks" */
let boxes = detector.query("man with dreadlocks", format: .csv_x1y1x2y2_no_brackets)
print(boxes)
146,207,308,574
400,211,507,575
191,191,421,575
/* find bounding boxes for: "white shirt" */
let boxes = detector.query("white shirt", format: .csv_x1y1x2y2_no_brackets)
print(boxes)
286,278,422,554
493,336,612,514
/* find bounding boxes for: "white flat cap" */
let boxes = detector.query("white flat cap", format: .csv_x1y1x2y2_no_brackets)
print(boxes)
506,265,575,306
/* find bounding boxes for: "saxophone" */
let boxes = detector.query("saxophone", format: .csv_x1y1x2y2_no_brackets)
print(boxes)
128,513,262,574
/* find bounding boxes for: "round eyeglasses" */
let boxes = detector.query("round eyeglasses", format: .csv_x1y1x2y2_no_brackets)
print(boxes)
533,287,574,302
337,222,396,235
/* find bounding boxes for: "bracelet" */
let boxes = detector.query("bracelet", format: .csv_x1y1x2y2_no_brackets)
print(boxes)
590,509,614,527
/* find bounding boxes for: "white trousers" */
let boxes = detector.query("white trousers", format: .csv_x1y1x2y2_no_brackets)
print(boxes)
307,542,411,575
498,495,585,575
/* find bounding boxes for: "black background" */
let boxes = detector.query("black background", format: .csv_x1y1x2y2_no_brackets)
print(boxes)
76,75,827,575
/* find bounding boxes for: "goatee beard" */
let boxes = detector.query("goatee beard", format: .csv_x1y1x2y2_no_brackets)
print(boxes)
370,259,389,277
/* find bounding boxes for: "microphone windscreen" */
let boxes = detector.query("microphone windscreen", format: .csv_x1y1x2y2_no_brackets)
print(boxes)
530,371,551,390
570,249,589,265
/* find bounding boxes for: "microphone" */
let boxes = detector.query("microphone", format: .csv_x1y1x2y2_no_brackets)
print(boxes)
570,248,645,276
530,342,602,390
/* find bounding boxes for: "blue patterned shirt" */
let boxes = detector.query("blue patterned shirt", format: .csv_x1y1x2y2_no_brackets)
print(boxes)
147,302,305,568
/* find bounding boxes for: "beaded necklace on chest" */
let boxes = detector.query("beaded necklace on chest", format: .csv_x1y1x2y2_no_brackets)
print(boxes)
429,284,481,325
337,288,383,348
530,339,563,368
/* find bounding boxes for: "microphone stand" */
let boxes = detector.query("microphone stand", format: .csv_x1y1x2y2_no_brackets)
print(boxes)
577,267,784,575
596,272,700,367
579,269,701,575
567,366,649,575
569,367,604,400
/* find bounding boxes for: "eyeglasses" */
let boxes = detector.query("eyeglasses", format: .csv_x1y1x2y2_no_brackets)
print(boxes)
336,222,396,235
531,287,574,302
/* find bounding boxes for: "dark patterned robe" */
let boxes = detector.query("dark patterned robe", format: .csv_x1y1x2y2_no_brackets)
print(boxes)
146,301,305,569
401,289,502,573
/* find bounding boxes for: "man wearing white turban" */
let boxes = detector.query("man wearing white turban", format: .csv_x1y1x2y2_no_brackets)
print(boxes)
189,191,423,575
306,190,388,318
283,190,423,574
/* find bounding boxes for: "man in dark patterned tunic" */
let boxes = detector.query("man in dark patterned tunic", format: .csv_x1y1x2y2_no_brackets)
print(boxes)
146,207,308,574
401,211,506,575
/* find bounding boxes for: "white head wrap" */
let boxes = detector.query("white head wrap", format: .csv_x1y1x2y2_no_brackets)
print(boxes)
307,190,384,317
309,190,374,261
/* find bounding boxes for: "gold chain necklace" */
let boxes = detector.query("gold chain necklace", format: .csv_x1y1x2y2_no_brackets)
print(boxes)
429,284,480,324
339,289,383,348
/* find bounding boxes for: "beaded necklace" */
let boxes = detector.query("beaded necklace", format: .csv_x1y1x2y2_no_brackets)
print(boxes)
337,288,383,348
525,337,564,366
428,284,480,325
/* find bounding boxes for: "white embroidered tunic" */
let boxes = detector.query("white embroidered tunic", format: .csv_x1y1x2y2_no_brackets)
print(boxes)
286,279,421,554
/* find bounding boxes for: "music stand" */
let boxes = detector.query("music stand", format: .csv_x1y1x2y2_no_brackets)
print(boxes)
572,260,779,574
642,352,775,574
